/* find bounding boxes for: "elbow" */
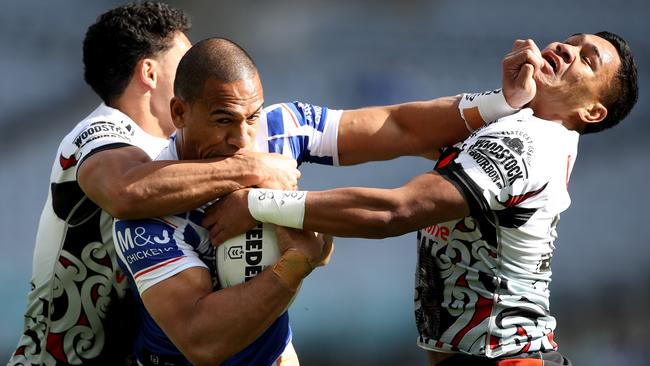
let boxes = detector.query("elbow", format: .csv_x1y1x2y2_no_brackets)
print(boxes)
184,346,228,366
178,333,229,366
180,330,236,366
100,186,141,219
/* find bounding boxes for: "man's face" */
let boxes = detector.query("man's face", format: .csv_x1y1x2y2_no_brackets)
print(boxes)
172,75,264,160
152,32,192,129
533,33,620,111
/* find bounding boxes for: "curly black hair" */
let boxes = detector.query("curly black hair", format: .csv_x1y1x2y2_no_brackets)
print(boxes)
583,31,638,134
83,1,190,104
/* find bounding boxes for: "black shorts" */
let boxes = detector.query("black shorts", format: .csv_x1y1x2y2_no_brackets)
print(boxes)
433,350,572,366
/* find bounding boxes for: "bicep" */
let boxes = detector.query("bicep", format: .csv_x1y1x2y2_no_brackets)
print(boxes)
395,171,470,229
77,146,151,207
141,267,213,348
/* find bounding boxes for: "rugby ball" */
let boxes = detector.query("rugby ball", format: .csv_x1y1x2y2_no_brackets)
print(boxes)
216,222,281,287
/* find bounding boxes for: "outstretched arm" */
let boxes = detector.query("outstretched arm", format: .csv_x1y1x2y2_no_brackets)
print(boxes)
301,171,469,237
204,171,469,244
336,37,544,166
78,147,300,219
337,96,466,165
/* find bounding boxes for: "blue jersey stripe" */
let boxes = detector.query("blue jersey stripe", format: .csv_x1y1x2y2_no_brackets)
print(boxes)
287,135,306,164
284,103,303,126
266,107,285,138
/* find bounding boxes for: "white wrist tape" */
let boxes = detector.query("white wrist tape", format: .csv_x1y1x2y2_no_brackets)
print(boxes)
248,189,307,229
459,88,519,132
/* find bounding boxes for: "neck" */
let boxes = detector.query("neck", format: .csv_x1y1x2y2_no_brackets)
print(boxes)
110,88,174,139
528,95,581,131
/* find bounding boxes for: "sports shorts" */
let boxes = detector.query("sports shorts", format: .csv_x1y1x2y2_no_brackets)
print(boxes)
428,350,572,366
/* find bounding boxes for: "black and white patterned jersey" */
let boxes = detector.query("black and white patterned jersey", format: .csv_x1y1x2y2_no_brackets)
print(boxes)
9,103,168,366
415,109,579,358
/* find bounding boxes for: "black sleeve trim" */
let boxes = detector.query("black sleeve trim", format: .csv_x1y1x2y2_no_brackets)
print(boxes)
436,161,499,246
77,142,133,169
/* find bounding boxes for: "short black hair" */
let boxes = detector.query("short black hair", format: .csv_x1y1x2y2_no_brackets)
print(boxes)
83,1,190,104
583,31,638,135
174,37,258,103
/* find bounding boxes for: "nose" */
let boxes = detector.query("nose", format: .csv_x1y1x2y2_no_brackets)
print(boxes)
555,43,577,65
227,122,253,150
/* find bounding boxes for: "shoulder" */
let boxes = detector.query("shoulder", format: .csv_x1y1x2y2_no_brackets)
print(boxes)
60,104,136,151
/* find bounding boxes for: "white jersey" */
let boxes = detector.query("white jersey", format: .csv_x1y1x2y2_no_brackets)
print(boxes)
9,104,168,366
113,102,342,366
416,109,579,358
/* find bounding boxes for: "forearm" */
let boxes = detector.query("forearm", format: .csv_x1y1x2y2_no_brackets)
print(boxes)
80,148,276,220
114,154,261,219
245,173,469,240
145,265,301,366
301,187,428,238
185,270,295,365
337,95,468,165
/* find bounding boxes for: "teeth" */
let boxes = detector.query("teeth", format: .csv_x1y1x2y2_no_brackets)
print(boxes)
544,56,556,73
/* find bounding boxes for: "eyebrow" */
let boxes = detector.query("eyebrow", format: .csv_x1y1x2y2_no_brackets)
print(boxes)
249,104,264,117
210,108,236,116
209,104,264,117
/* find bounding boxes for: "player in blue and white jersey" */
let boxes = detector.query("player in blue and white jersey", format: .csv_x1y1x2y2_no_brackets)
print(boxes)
112,35,528,366
111,38,341,366
206,32,638,366
9,5,309,366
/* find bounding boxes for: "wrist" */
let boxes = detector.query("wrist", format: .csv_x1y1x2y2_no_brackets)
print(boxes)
247,188,307,229
458,88,519,132
271,249,313,291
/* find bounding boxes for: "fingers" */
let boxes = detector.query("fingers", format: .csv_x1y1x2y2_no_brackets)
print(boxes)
209,225,226,246
202,203,219,229
517,63,535,86
314,234,334,267
506,39,544,72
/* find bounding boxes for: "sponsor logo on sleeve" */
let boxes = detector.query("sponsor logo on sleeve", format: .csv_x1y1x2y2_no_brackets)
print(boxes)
464,132,533,189
296,102,323,127
73,121,134,149
114,220,181,274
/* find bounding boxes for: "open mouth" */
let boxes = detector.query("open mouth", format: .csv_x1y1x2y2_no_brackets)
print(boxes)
542,54,558,75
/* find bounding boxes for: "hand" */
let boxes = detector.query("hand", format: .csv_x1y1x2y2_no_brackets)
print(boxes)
275,227,334,269
203,189,257,245
250,152,301,190
502,39,545,109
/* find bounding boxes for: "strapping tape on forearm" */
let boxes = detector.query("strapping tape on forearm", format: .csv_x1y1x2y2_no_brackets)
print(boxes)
248,189,307,229
458,88,519,132
271,249,312,291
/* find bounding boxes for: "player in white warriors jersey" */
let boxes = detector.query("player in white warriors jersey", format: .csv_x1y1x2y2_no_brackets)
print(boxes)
205,32,638,366
6,11,512,365
8,4,300,366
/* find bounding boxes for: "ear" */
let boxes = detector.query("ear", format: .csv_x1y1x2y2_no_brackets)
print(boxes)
170,96,187,128
137,58,158,89
577,102,608,124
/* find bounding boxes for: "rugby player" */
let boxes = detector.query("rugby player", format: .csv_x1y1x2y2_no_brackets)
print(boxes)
205,32,638,366
112,33,535,365
10,3,528,365
8,3,301,365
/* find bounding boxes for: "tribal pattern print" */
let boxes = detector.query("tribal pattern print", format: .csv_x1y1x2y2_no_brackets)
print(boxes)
415,110,578,358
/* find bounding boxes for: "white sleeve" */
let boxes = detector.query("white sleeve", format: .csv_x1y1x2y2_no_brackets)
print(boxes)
435,119,547,215
263,102,342,166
